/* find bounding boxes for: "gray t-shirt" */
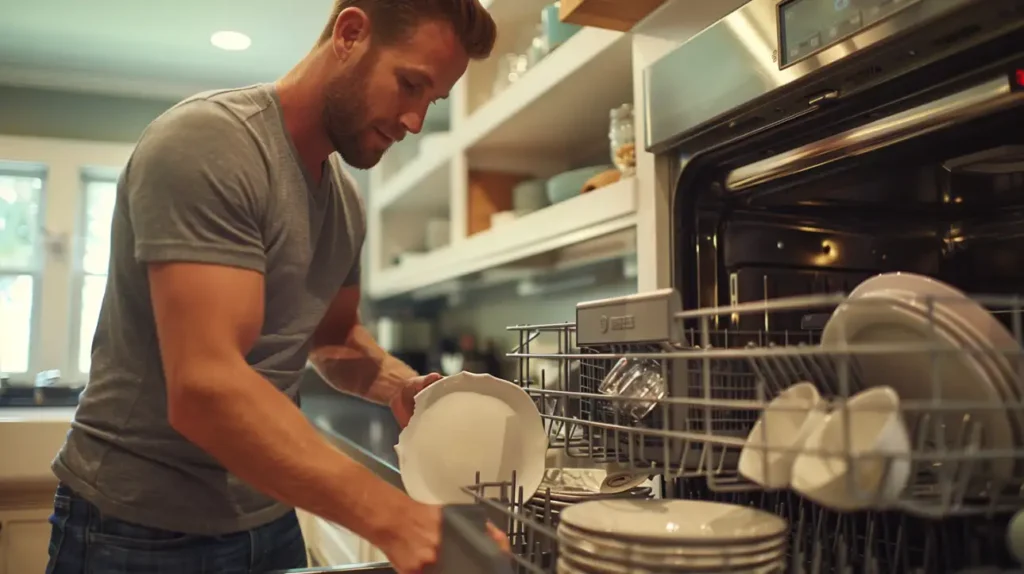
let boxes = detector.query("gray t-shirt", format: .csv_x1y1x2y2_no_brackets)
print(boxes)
52,84,366,535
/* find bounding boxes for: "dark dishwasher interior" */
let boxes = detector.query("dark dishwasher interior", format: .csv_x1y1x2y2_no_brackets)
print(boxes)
678,106,1024,333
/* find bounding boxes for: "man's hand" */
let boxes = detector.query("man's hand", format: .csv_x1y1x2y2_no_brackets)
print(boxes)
389,373,443,428
378,500,511,573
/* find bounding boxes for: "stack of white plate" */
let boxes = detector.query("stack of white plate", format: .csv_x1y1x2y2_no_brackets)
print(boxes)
821,272,1024,482
555,499,788,573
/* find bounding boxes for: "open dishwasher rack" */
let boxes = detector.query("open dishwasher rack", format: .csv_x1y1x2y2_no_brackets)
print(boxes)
458,290,1024,574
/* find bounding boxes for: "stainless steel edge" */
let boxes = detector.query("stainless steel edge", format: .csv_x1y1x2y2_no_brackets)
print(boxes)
724,75,1022,191
642,0,981,151
312,419,404,491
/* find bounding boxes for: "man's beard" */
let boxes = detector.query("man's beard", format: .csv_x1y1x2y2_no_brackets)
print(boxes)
323,50,381,169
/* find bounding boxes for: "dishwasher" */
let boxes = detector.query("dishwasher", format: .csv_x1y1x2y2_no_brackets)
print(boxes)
431,0,1024,572
285,1,1024,572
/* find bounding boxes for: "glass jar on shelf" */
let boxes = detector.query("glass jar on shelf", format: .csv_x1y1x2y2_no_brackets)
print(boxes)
609,103,636,177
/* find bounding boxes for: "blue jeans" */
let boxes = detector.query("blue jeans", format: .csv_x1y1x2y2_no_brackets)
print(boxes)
45,484,308,574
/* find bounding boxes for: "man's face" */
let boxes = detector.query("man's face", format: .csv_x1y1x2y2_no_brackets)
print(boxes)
324,20,469,169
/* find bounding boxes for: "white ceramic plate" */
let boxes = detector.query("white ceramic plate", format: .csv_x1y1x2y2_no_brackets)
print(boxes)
855,274,1024,472
558,499,787,544
396,372,548,504
559,542,786,572
823,273,1018,478
557,521,787,559
849,273,1022,401
556,556,787,574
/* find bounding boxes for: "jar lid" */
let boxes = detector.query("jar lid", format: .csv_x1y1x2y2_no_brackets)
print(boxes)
610,102,633,119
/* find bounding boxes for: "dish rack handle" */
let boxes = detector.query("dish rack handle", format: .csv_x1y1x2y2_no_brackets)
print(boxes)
428,505,515,574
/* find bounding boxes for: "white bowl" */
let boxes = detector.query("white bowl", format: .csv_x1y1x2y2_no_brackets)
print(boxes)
791,386,911,511
738,382,827,490
395,372,548,504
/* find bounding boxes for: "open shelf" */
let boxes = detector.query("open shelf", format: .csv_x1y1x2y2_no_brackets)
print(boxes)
371,145,452,214
367,176,637,300
462,27,632,157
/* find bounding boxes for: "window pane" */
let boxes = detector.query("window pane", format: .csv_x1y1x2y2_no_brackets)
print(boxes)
83,179,117,275
78,274,108,374
0,174,43,271
0,275,33,374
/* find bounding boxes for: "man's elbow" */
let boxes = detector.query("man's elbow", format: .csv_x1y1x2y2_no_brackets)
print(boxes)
166,366,233,440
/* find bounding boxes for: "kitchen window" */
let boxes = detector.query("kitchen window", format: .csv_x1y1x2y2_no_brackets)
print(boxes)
74,175,117,375
0,166,46,377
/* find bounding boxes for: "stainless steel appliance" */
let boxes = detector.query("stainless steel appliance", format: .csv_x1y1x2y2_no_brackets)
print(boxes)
644,0,1024,321
454,2,1024,573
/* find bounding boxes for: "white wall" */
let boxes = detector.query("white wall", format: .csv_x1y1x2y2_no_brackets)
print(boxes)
0,135,133,381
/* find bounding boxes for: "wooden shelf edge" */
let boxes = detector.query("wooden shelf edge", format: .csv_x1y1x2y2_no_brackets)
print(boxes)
367,177,637,300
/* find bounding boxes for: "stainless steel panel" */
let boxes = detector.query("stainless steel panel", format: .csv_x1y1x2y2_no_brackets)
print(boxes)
575,289,683,346
643,0,982,151
725,75,1024,190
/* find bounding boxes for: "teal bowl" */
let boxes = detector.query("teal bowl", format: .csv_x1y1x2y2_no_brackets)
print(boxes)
546,165,613,205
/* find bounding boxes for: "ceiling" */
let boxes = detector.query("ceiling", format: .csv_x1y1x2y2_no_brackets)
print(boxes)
0,0,336,100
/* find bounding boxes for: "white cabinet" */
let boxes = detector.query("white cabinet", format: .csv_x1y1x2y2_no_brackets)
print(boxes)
0,508,51,574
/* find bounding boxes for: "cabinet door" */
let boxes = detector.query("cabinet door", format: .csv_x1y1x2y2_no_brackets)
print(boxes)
1,517,52,574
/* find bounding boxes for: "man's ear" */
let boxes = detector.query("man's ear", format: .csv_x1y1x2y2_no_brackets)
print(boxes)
331,7,371,61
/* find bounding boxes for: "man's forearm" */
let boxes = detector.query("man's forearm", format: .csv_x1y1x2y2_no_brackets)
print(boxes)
169,360,408,548
309,324,417,405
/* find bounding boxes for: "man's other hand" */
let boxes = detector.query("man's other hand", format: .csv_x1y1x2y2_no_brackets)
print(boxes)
389,373,443,428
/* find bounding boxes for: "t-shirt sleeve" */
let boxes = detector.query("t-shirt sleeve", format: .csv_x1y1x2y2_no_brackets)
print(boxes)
339,167,366,287
125,100,268,273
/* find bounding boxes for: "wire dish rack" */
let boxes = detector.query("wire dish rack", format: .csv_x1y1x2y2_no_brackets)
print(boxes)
461,290,1024,573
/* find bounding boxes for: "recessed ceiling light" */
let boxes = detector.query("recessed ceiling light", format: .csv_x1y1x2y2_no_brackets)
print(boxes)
211,31,251,51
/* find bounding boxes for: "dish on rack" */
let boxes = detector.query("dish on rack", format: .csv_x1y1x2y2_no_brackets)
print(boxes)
394,372,548,504
556,557,787,574
790,386,912,511
559,499,788,543
738,382,827,490
555,499,788,573
821,272,1021,480
525,468,653,525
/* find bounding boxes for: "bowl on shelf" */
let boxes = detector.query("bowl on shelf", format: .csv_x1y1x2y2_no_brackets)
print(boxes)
513,178,549,213
546,165,613,205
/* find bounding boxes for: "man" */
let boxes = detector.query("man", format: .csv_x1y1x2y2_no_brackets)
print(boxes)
44,1,502,573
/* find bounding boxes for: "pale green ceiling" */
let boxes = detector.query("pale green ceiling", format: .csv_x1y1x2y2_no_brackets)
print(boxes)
0,0,335,98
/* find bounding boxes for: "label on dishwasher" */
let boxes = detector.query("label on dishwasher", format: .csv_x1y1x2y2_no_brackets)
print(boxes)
576,289,683,346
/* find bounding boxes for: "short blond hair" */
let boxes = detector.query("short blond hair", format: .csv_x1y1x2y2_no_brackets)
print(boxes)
319,0,497,60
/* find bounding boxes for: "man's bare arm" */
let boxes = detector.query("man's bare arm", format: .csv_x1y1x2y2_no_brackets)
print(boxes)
151,261,417,549
308,285,418,405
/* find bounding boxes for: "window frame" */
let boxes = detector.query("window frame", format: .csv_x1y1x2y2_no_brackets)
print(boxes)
70,170,120,380
0,164,49,381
